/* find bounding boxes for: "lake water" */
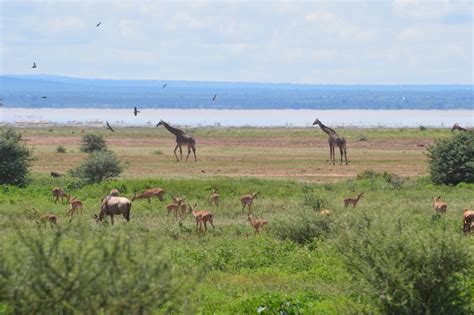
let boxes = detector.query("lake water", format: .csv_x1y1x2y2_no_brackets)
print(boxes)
1,108,472,127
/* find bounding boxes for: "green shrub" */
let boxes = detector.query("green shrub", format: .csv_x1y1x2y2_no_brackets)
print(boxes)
337,216,473,314
152,150,163,155
71,150,122,184
271,211,333,244
80,133,107,153
302,184,327,211
419,125,427,131
0,128,34,186
427,132,474,185
0,227,199,314
56,145,66,153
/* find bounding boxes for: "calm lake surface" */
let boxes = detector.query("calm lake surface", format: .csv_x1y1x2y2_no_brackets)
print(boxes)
1,108,473,127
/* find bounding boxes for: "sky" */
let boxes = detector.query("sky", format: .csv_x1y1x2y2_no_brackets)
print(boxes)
0,0,472,84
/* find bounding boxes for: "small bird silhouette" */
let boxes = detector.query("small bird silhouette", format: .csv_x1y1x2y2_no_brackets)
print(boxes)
96,22,101,27
162,83,167,89
106,121,115,132
213,94,217,102
41,96,47,99
32,62,37,68
133,107,140,116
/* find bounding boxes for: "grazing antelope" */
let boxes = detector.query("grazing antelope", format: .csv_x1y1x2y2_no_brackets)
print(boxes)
247,214,267,235
166,203,187,219
32,208,57,226
210,189,219,207
94,196,132,225
344,193,364,208
462,209,474,233
132,188,166,203
240,192,259,214
52,187,70,204
432,196,447,214
451,123,468,132
110,188,120,197
67,197,84,217
320,209,332,216
188,203,215,232
172,196,184,205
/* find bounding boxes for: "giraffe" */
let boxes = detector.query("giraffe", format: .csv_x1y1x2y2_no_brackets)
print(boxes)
156,120,197,162
313,119,347,165
451,123,468,132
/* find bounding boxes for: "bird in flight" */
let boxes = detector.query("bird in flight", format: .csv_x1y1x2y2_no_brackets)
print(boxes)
162,83,167,89
96,22,101,27
41,96,47,99
133,107,140,116
32,62,37,68
213,94,217,102
106,121,115,132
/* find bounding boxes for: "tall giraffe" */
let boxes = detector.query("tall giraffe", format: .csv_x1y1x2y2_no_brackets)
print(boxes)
313,119,347,165
451,123,468,132
156,120,197,162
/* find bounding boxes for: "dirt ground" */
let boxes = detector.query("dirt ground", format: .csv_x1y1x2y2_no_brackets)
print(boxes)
19,126,437,182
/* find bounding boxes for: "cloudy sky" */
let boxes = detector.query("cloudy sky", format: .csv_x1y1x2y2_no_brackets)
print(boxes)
0,0,472,84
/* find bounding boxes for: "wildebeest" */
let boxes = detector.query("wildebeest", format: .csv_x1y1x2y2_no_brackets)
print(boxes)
94,196,132,225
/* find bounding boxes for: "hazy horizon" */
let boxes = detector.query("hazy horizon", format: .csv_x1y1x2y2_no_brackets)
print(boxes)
1,0,472,85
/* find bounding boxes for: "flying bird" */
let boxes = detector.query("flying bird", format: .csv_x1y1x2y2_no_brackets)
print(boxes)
96,22,101,27
41,96,47,99
213,94,217,102
162,83,167,89
133,106,140,116
106,121,115,132
32,62,37,68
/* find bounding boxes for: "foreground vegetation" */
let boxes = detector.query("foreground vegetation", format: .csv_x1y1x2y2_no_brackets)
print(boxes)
1,174,473,314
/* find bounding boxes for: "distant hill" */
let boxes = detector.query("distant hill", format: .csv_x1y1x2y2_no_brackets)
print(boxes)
0,75,472,109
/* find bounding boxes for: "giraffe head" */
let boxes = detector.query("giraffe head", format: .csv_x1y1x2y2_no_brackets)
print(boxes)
312,119,321,126
156,120,165,127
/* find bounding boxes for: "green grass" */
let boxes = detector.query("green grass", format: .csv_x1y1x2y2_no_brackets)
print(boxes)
1,174,473,313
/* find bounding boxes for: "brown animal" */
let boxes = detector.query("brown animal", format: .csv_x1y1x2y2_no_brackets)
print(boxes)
132,188,166,203
33,208,57,226
320,209,332,216
240,192,259,214
166,202,187,219
52,187,70,204
67,197,84,217
210,189,219,207
110,188,120,196
156,120,197,162
313,118,348,165
172,196,184,205
188,203,215,232
344,193,364,208
432,196,447,214
451,123,468,132
94,196,132,225
462,209,474,233
247,214,267,234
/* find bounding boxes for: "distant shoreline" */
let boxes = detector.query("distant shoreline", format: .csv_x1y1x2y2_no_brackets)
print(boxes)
1,108,472,128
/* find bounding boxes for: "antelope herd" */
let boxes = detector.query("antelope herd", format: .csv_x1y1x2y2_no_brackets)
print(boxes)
31,185,472,234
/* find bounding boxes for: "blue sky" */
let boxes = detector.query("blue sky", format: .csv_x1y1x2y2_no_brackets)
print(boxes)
0,0,472,84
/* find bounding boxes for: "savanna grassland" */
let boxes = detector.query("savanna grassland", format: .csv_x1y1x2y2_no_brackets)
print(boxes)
0,126,473,314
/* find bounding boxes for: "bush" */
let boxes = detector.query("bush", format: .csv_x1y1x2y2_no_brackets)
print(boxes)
80,133,107,153
56,145,66,153
271,211,333,244
419,125,427,131
71,150,122,184
152,149,163,155
427,132,474,184
0,129,34,186
302,184,327,211
337,216,473,314
0,227,199,313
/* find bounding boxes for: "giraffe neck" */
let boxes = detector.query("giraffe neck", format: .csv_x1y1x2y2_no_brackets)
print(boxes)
318,122,337,136
163,122,184,136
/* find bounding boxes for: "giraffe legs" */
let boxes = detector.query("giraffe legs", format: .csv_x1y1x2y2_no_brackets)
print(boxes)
339,147,344,165
185,147,191,162
192,147,197,162
329,144,335,165
173,145,180,162
179,146,183,160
